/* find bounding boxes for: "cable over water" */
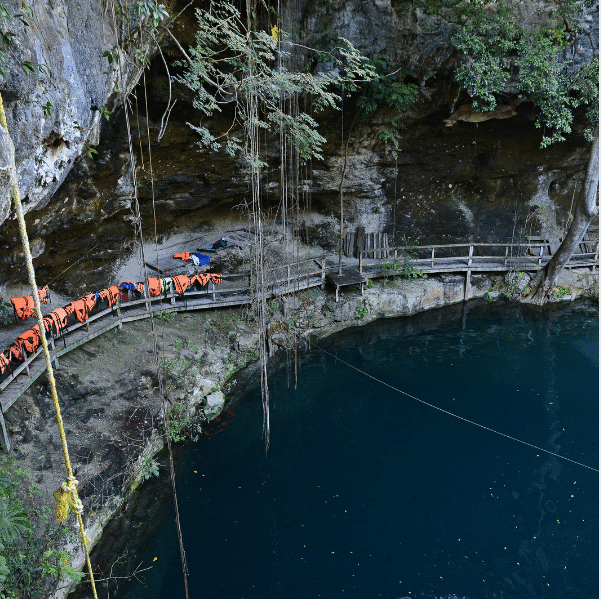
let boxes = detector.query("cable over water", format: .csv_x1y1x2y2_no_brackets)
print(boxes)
314,344,598,473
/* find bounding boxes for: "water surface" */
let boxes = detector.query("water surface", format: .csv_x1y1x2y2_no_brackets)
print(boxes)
114,303,598,599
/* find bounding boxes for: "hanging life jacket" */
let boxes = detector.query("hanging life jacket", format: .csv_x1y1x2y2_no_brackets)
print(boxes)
17,328,40,354
147,278,161,297
134,283,145,296
46,308,68,335
0,350,11,376
10,295,35,321
99,286,120,309
66,299,89,324
174,252,190,262
191,273,209,287
171,275,191,295
210,273,223,285
8,341,23,362
38,285,50,305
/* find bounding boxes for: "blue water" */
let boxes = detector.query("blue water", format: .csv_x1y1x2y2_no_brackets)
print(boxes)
113,304,598,599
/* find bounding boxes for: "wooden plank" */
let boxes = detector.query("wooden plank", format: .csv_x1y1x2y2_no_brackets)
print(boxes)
356,227,366,257
0,405,9,452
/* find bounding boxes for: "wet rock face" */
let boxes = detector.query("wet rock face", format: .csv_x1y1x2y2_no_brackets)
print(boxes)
0,0,596,294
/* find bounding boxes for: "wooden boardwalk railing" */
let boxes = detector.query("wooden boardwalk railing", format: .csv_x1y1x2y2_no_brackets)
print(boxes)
0,256,327,450
0,240,598,451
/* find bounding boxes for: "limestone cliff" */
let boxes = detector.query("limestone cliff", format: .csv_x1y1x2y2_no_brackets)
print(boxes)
0,0,597,296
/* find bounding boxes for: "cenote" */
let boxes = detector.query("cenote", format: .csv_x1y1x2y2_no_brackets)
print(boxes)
102,302,598,599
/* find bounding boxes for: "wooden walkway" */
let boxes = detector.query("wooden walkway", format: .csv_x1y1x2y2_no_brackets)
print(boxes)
0,239,598,451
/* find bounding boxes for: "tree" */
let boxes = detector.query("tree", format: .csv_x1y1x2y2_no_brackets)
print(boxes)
526,128,598,302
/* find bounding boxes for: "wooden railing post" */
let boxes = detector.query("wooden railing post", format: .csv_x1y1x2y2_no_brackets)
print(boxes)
116,296,123,330
320,259,326,289
23,349,29,375
358,250,363,274
0,404,10,452
538,245,544,267
49,335,59,369
464,245,473,301
504,246,509,266
210,280,216,301
431,248,435,269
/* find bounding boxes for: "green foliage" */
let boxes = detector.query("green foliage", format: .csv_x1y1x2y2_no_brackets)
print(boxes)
0,299,11,325
355,55,419,158
0,455,81,598
379,236,425,280
174,0,376,166
140,454,159,480
356,55,419,117
365,278,374,289
555,286,571,298
0,2,49,82
354,305,368,319
82,142,97,160
448,0,598,146
168,399,202,443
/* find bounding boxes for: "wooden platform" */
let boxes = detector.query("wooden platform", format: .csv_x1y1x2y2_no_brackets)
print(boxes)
326,270,367,302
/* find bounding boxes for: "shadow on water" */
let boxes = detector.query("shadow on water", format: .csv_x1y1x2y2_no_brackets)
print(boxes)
71,299,599,599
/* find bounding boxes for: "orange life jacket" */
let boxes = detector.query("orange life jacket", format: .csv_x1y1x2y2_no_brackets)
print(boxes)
147,278,161,297
38,285,50,305
9,341,23,362
46,308,68,334
17,328,40,354
99,286,120,308
172,275,191,295
192,273,210,287
0,351,11,375
68,299,89,324
135,283,145,295
11,295,35,320
210,273,223,285
83,293,97,313
174,252,190,261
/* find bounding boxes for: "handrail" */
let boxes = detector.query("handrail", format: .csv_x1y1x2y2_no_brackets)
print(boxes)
358,239,599,273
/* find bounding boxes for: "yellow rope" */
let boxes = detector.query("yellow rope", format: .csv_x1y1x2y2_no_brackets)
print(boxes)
0,94,98,599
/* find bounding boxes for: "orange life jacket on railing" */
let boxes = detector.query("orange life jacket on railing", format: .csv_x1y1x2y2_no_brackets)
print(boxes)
99,286,120,308
0,351,11,375
8,341,23,362
210,273,223,285
135,283,145,295
83,293,97,314
38,285,50,305
174,252,190,261
17,328,40,354
147,278,161,297
192,273,210,287
10,295,35,320
47,308,68,334
172,275,191,295
66,299,89,324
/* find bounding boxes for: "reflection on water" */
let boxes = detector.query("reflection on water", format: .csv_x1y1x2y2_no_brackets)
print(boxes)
101,302,598,599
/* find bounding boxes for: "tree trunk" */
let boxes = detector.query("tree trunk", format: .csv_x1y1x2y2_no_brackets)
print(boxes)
525,128,599,303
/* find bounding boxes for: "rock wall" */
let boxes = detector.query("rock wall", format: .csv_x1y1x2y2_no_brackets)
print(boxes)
0,0,597,296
